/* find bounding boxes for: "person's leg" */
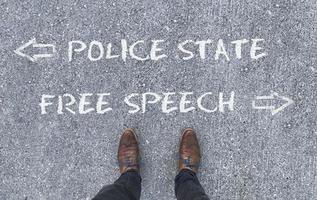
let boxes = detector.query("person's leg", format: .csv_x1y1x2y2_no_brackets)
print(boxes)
93,170,141,200
93,129,141,200
175,169,209,200
175,128,210,200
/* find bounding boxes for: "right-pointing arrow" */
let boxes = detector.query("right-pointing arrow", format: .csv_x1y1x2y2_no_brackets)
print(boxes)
252,92,294,115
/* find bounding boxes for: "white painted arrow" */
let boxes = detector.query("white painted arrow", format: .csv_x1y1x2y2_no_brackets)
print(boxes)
252,92,294,115
14,38,56,62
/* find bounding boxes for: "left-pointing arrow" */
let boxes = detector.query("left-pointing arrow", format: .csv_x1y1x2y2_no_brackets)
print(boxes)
14,38,56,62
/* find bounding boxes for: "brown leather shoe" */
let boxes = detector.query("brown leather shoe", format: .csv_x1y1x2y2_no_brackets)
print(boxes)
179,128,201,173
117,128,139,174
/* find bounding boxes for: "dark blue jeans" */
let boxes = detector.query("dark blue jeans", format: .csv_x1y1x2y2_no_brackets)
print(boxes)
92,169,210,200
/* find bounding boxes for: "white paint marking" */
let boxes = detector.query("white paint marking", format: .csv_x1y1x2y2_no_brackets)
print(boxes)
14,38,56,62
252,92,294,115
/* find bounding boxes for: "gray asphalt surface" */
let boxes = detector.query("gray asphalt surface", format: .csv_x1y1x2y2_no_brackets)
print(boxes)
1,0,317,199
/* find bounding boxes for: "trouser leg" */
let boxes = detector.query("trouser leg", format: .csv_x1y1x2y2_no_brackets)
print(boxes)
92,170,141,200
175,169,210,200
